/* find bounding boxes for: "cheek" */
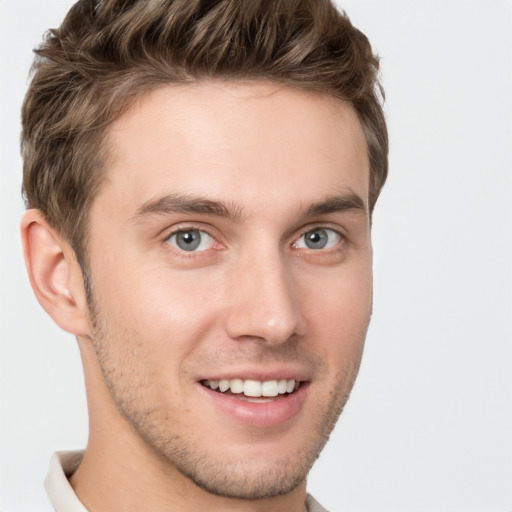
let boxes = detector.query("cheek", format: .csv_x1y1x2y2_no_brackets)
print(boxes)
92,261,226,362
299,261,372,359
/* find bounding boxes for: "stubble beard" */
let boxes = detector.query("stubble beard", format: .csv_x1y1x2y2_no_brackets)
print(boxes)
86,289,363,500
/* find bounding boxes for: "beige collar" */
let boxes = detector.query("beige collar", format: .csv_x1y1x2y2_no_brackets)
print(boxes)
44,451,88,512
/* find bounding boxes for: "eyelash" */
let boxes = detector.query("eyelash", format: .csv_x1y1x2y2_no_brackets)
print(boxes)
162,225,346,258
292,226,344,252
164,227,220,257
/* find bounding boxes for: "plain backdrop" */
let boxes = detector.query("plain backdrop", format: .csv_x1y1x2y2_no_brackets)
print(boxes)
1,1,511,511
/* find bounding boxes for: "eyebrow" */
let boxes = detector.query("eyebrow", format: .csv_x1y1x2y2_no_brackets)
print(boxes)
130,193,245,223
303,193,367,218
130,191,367,224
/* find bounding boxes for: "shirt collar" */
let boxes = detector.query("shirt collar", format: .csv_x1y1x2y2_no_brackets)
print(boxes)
44,451,88,512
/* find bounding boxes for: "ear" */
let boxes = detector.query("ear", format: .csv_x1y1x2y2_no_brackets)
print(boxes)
21,209,91,337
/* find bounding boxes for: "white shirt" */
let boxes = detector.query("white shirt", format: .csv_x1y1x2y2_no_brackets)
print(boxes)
44,451,328,512
44,452,88,512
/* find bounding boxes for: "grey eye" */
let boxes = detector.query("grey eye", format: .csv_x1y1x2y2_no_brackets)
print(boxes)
305,229,329,249
167,230,214,252
296,228,341,250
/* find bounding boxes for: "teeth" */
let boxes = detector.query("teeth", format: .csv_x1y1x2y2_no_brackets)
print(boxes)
244,380,262,397
261,380,278,397
203,378,299,397
230,378,244,394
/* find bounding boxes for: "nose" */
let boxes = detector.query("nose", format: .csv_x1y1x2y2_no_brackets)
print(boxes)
224,249,303,345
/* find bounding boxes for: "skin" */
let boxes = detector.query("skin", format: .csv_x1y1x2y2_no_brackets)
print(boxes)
22,82,372,512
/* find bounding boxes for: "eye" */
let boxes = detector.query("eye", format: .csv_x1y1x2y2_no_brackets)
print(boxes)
294,228,341,250
166,229,215,252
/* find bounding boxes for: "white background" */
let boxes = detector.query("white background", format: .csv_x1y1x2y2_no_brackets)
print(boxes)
1,1,511,511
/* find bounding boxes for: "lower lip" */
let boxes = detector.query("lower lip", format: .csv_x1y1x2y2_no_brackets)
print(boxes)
198,383,310,428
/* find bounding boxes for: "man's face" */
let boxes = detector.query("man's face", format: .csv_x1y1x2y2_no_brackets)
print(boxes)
84,82,372,499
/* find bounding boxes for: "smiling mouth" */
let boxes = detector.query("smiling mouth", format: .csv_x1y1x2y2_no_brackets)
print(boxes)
201,378,301,403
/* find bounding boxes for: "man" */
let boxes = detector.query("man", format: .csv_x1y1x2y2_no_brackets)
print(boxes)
20,0,387,510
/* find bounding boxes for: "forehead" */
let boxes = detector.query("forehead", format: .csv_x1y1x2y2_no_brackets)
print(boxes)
97,81,369,217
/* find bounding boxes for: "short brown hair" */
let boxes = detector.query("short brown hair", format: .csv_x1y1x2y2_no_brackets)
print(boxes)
22,0,388,262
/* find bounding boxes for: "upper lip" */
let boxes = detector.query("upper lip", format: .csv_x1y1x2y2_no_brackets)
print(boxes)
197,366,311,383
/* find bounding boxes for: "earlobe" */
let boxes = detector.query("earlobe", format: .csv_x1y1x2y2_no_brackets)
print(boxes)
21,209,91,337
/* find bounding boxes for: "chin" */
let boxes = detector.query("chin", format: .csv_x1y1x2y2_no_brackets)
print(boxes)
145,409,336,500
172,452,314,500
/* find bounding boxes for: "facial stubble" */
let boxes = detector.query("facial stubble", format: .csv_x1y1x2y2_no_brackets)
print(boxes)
85,283,365,500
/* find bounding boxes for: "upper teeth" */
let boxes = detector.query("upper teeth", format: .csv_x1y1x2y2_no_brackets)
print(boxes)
203,379,298,397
